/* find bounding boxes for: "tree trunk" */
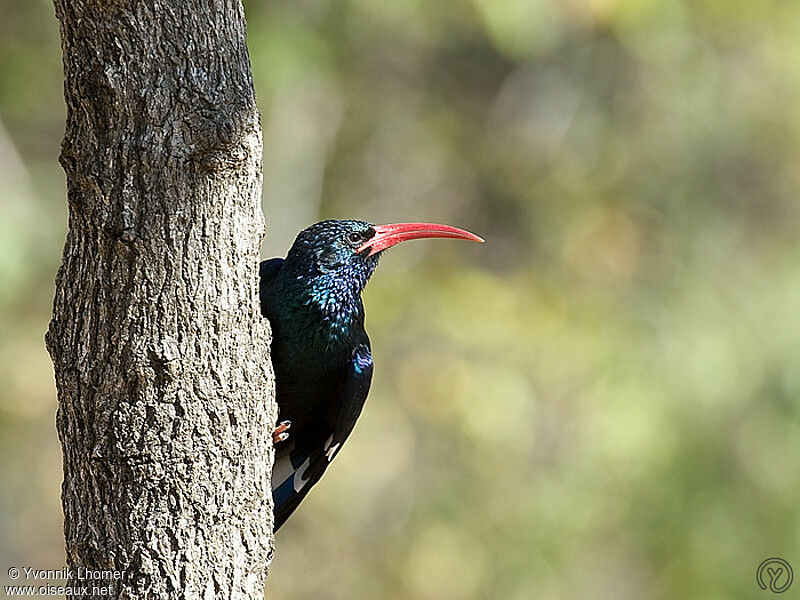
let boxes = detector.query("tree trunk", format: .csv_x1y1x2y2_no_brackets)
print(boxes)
46,1,276,598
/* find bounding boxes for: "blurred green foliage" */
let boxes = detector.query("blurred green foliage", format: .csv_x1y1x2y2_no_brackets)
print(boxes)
2,0,800,598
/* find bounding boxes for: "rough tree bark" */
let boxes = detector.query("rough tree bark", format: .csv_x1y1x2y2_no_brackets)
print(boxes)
46,1,276,598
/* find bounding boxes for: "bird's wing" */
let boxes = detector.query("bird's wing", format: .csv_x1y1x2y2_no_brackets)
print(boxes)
260,258,284,285
260,258,284,316
272,342,374,531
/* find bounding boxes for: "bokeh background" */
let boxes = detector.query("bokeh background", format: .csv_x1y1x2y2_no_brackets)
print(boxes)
2,0,800,598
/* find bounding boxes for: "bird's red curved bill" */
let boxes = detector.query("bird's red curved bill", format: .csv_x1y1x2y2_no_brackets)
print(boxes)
358,222,484,256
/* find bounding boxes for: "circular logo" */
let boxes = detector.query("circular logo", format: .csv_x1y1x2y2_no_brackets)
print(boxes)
757,558,793,593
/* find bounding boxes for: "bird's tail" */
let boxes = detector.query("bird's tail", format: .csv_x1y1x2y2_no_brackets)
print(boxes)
271,430,334,531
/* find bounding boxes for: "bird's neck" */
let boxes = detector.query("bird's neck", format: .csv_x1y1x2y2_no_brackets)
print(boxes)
273,266,369,347
305,273,365,337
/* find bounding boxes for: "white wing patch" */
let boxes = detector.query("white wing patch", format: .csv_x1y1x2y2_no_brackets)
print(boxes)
293,458,311,492
326,443,341,461
272,441,296,489
273,435,337,495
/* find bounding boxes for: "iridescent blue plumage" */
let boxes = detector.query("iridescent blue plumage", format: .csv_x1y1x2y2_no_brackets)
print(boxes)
260,219,482,530
261,220,378,530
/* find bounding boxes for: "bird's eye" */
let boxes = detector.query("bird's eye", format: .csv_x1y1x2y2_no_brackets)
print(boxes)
347,232,362,244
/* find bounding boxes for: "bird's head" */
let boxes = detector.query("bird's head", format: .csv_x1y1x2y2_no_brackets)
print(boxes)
281,219,482,327
286,219,483,286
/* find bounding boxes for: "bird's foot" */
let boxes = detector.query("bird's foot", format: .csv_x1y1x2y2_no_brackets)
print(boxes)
273,420,291,444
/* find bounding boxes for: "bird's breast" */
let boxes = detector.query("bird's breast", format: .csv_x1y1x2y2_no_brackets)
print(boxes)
264,281,366,428
270,328,353,427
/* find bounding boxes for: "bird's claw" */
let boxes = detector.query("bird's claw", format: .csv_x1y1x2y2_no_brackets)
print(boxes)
273,420,291,445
